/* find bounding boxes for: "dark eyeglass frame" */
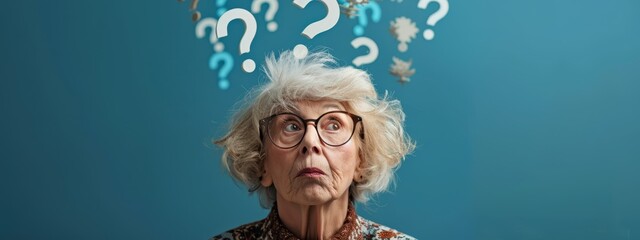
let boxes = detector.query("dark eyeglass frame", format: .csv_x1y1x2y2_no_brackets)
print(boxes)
259,111,363,149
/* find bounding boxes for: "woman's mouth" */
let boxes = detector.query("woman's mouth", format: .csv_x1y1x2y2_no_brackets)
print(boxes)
296,167,326,177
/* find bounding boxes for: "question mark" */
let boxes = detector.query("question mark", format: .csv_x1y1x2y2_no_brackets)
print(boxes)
195,18,225,52
216,8,258,73
209,52,234,90
418,0,449,40
353,1,381,36
252,0,279,32
351,37,379,67
177,0,202,22
292,0,340,59
216,0,228,17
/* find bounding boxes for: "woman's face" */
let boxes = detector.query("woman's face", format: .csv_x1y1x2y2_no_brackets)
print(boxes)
261,100,361,205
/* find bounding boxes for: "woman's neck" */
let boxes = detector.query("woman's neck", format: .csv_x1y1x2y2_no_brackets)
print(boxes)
276,192,350,240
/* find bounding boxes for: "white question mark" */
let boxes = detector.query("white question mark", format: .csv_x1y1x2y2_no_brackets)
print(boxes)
216,8,258,73
292,0,340,59
418,0,449,40
351,37,378,67
252,0,279,32
195,18,225,52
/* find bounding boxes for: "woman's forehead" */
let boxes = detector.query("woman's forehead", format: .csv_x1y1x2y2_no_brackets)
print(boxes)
267,99,351,118
293,100,345,113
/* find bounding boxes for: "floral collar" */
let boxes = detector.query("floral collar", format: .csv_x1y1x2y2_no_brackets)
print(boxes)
263,202,362,240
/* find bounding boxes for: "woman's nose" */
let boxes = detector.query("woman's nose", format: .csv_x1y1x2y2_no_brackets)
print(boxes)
300,123,322,155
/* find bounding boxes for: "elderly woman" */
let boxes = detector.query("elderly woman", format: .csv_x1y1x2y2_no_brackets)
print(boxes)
213,50,415,240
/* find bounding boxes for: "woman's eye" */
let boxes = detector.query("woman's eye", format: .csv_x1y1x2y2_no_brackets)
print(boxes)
326,122,341,131
284,123,301,132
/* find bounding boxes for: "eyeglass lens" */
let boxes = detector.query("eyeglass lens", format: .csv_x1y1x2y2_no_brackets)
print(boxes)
267,112,356,148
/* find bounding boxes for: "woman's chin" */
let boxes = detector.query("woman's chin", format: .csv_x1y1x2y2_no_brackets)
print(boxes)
293,186,336,205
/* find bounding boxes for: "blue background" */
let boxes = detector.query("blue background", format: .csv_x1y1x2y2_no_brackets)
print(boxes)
1,0,639,239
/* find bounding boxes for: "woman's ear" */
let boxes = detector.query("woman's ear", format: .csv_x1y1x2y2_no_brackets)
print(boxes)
353,152,364,183
260,168,273,187
353,169,364,183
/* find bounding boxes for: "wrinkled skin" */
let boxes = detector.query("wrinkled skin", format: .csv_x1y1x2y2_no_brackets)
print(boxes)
261,100,362,239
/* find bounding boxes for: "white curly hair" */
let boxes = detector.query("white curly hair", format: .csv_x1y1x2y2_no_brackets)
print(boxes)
215,50,414,208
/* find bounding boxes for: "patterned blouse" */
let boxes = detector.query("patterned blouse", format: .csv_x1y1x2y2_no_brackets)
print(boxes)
211,203,415,240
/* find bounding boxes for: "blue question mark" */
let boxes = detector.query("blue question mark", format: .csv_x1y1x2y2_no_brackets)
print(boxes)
353,1,381,36
209,51,234,90
216,0,228,17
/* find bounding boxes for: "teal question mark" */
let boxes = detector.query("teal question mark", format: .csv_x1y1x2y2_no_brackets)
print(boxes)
216,0,227,17
209,51,234,90
353,1,381,36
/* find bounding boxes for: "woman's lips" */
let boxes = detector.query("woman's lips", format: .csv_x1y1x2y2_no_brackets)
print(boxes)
296,167,326,177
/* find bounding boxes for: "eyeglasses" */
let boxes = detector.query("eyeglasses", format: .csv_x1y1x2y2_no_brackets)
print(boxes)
259,111,363,149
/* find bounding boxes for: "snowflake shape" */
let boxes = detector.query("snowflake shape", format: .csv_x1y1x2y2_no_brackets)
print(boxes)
390,17,418,52
390,57,415,84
